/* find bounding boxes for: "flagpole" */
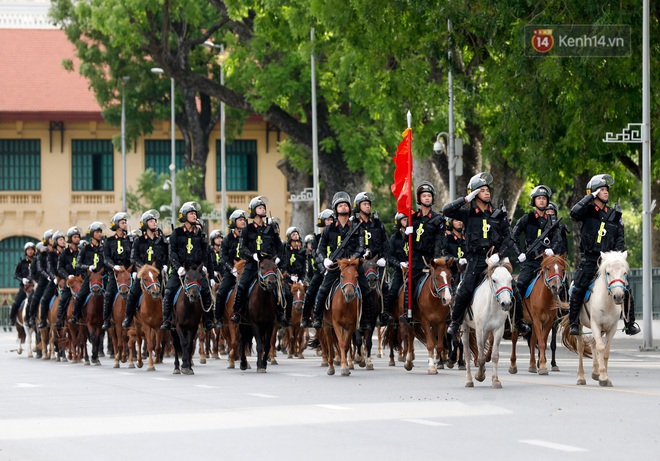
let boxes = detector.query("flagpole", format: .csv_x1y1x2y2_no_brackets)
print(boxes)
406,111,413,320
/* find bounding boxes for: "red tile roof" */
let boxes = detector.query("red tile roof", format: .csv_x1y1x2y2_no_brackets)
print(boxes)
0,29,102,121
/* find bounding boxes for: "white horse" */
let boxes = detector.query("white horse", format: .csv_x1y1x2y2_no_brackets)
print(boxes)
15,300,38,358
461,257,514,389
561,251,629,387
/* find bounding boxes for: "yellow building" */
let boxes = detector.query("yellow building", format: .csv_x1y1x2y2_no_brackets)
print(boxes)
0,29,290,293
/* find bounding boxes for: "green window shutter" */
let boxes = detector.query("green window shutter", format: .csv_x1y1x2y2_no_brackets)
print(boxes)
216,140,257,191
144,140,184,176
72,140,114,191
0,236,38,288
0,140,41,191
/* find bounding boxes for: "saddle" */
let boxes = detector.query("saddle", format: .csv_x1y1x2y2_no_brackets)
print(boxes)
568,279,595,303
524,273,541,298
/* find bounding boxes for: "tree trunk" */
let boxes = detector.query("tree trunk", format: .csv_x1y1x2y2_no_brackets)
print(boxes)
490,158,525,216
569,171,591,267
276,157,314,236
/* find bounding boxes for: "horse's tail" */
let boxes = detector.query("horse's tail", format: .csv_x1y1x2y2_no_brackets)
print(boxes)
559,316,592,358
412,323,427,347
239,324,254,356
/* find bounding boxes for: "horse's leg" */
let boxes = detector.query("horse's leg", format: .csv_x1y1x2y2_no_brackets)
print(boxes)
462,326,474,387
421,317,437,375
591,324,610,386
550,321,559,371
324,328,335,375
172,328,182,374
491,325,504,389
403,324,415,371
146,327,156,371
599,328,615,387
537,319,551,375
576,333,586,385
474,325,486,382
338,326,351,376
365,326,374,370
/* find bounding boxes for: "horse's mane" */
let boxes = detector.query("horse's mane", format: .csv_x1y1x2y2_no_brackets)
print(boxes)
338,258,359,270
541,253,568,267
137,264,160,278
485,259,513,278
234,259,246,271
597,251,629,277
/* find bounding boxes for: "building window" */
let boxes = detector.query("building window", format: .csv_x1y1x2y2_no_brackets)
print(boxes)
72,140,114,191
216,140,258,191
0,140,41,191
144,140,185,176
0,236,38,289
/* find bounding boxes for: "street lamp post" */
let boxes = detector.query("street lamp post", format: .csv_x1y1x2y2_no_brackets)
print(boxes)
121,76,129,212
202,41,228,232
434,132,462,201
151,68,176,226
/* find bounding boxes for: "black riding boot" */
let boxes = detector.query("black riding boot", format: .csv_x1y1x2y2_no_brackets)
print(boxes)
301,290,315,328
37,303,49,329
311,298,324,329
230,285,246,323
214,302,224,329
513,290,531,336
160,289,174,330
101,294,113,330
122,294,137,329
399,289,412,324
359,291,373,332
568,291,583,336
69,298,83,324
622,289,641,336
55,296,67,328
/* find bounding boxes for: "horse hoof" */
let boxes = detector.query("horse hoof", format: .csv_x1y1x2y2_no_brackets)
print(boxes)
404,362,413,371
465,381,474,388
240,364,248,371
428,368,438,375
398,356,404,362
538,368,549,376
459,365,466,370
287,354,293,359
577,378,586,385
341,369,351,376
147,366,156,371
366,364,374,371
227,364,235,369
509,366,518,374
181,368,194,375
128,363,135,369
591,372,600,381
173,369,181,375
321,361,328,367
137,362,143,369
113,363,120,369
349,363,354,370
528,367,537,374
446,360,456,369
93,360,101,366
257,368,267,373
271,359,278,365
599,379,613,387
377,353,382,358
327,368,335,376
84,361,90,366
358,361,366,368
388,359,395,366
475,372,485,382
298,355,305,359
200,358,206,365
552,366,560,372
492,381,502,389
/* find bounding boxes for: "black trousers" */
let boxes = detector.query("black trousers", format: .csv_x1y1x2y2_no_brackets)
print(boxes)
28,276,48,320
103,273,118,320
384,268,404,315
9,287,28,321
124,275,143,318
56,287,73,321
215,273,236,321
302,270,323,320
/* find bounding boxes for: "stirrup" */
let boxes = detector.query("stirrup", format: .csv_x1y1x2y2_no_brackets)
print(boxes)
230,313,240,324
311,318,322,329
398,314,410,325
160,319,172,330
68,316,78,325
624,322,641,336
569,323,580,336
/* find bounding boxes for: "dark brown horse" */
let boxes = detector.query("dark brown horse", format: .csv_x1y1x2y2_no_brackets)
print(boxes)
323,258,360,376
172,263,204,375
133,265,163,371
110,266,132,368
64,275,86,362
239,256,280,373
41,278,64,361
510,253,568,375
352,257,382,370
83,268,105,365
221,260,245,369
285,281,307,358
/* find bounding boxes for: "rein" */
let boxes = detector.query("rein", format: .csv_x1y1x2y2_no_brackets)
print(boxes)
429,266,452,300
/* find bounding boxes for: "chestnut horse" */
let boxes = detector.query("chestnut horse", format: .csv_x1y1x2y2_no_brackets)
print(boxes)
285,281,307,358
83,268,105,365
323,258,361,377
132,265,164,371
40,278,63,361
510,253,568,375
220,260,245,369
172,263,204,375
402,257,454,374
64,275,86,362
239,256,280,373
110,266,132,368
353,257,382,370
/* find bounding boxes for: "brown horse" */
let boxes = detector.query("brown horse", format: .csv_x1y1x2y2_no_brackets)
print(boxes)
402,257,454,374
40,278,64,361
239,256,280,373
109,266,132,368
83,268,105,365
285,281,307,359
510,253,568,375
64,275,86,362
132,265,164,371
323,258,361,377
220,260,245,369
172,263,204,375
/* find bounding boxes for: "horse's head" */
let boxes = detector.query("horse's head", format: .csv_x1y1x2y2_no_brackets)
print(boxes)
89,268,105,297
541,253,567,297
258,255,279,292
183,263,203,303
599,250,629,305
430,257,453,306
486,257,514,311
114,265,133,299
291,281,306,314
23,280,35,296
363,256,380,290
338,258,359,303
138,264,161,300
67,275,84,296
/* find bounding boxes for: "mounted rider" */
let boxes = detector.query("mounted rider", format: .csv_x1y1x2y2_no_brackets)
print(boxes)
568,174,640,336
54,227,83,328
511,185,566,311
443,217,466,290
381,212,409,325
229,196,287,325
311,192,374,331
160,202,215,331
121,210,168,328
69,222,106,324
444,172,531,337
27,229,54,328
9,241,36,326
101,212,132,330
214,209,247,329
399,181,446,324
353,192,390,326
37,230,66,328
300,209,334,328
279,226,307,324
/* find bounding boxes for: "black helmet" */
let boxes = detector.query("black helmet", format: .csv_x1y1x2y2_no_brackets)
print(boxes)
394,212,407,229
24,241,36,253
467,172,494,194
110,212,130,231
353,191,373,214
304,234,314,245
66,226,82,243
209,229,223,242
586,174,614,194
52,230,66,247
248,196,268,218
178,201,201,223
42,229,54,245
140,209,160,231
286,226,301,240
416,181,435,205
332,191,351,215
530,185,552,207
546,201,558,213
228,209,248,228
317,208,335,227
87,221,106,235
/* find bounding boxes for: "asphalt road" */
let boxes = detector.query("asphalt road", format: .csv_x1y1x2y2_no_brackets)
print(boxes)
1,324,659,461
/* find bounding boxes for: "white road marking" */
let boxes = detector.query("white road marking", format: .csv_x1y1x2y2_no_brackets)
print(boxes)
152,377,172,381
15,383,41,388
195,384,219,389
248,393,279,398
402,418,450,427
520,439,588,452
116,372,135,376
0,402,510,440
286,373,316,378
